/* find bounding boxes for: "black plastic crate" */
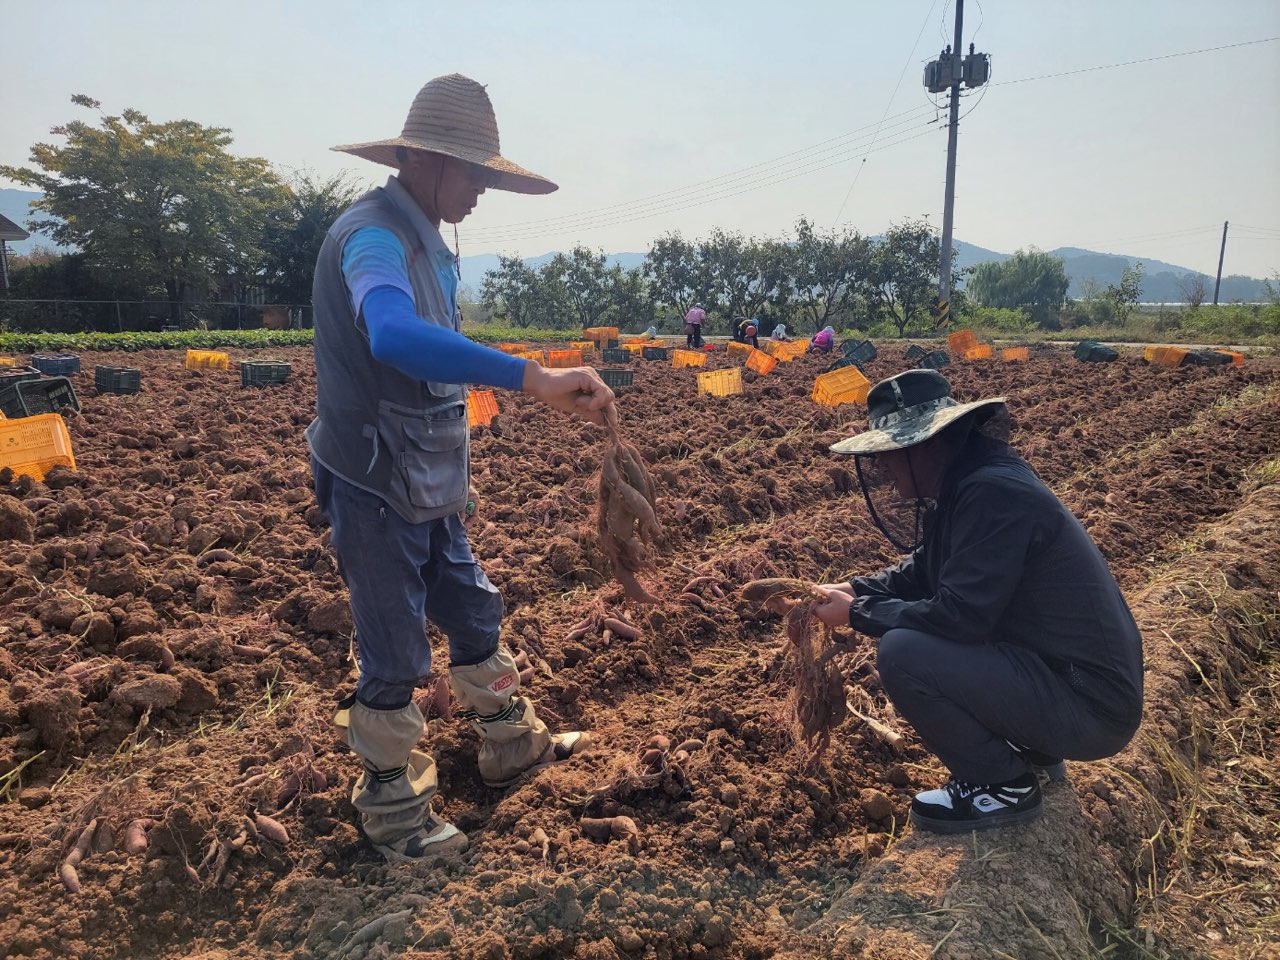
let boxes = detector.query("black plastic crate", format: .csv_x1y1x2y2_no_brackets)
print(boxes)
240,360,292,387
602,348,630,363
841,339,877,363
1074,340,1118,363
917,350,951,370
0,376,81,418
825,355,866,374
95,365,142,395
597,368,634,390
642,347,669,361
605,339,620,349
903,344,928,361
0,367,43,390
1188,350,1232,366
30,353,81,376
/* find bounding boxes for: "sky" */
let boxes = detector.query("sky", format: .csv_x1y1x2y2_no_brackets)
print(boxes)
2,0,1279,278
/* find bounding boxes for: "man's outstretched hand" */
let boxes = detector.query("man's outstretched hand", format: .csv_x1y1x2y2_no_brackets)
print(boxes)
523,364,616,427
812,585,853,630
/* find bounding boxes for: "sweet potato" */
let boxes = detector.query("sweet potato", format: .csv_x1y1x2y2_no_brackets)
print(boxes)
121,818,156,855
597,416,663,605
601,617,641,640
59,818,99,893
254,813,289,845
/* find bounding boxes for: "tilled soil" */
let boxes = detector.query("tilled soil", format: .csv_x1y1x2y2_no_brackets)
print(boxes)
0,343,1277,960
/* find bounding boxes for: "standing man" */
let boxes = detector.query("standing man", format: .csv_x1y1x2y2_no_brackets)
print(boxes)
309,74,608,863
813,370,1143,834
684,303,706,349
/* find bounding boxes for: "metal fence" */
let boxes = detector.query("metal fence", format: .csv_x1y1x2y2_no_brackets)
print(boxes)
0,298,314,333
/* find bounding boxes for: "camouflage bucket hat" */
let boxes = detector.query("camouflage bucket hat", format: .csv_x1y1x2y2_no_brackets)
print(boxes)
829,369,1005,456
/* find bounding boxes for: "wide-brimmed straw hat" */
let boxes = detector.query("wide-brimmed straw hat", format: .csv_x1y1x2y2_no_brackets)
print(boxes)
830,369,1005,456
333,74,557,195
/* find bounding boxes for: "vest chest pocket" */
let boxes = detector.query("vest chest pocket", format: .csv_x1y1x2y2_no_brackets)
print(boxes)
377,400,468,511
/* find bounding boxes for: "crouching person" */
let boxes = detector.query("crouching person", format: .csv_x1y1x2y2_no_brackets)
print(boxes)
311,74,602,863
813,370,1143,833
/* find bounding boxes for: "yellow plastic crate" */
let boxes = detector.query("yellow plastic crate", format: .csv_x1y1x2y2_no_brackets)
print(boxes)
697,366,744,398
672,349,707,369
0,357,18,368
185,349,230,371
726,342,754,360
1143,345,1188,368
584,326,620,343
947,329,978,355
546,349,583,369
623,343,646,355
1001,347,1029,362
467,390,500,427
962,344,994,360
495,342,529,354
513,350,545,364
812,365,871,407
569,340,595,353
745,349,777,375
0,413,76,481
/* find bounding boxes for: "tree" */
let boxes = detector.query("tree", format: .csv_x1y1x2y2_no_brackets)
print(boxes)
480,255,570,328
643,232,708,321
1105,262,1144,326
1176,272,1208,309
0,95,288,319
543,245,616,329
699,229,789,330
966,248,1070,329
868,219,951,337
791,216,872,332
261,171,363,305
611,266,656,331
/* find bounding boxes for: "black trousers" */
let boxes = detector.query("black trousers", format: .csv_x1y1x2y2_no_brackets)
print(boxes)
876,628,1140,783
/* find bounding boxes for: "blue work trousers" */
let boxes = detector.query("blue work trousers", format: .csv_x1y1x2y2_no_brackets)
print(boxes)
312,456,502,708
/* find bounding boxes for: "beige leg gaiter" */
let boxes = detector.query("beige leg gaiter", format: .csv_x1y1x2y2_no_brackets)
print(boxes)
333,698,437,846
449,647,552,786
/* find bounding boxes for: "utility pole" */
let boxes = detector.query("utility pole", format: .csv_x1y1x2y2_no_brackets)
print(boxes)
923,2,989,326
1212,220,1229,305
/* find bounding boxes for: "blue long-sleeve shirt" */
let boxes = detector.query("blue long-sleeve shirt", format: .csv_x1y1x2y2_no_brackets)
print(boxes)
340,226,527,391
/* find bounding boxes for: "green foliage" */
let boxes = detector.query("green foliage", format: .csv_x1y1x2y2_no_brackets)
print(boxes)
260,172,364,304
0,95,289,317
966,306,1036,334
642,232,708,321
543,245,620,329
791,216,873,333
698,228,791,332
480,255,570,328
0,328,314,352
867,219,953,337
966,249,1069,329
1106,262,1144,327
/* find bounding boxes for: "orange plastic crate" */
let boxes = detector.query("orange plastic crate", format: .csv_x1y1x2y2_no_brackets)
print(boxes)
584,326,620,343
623,336,648,346
1000,347,1029,362
962,344,994,360
1144,345,1188,368
745,349,778,375
696,366,743,398
812,366,871,407
947,329,978,354
1214,350,1245,367
495,342,529,354
546,349,583,369
185,349,229,371
467,390,500,427
672,349,707,369
513,350,545,364
0,413,76,481
726,342,754,360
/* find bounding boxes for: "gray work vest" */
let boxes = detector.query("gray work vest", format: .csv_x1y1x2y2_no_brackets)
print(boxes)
306,177,469,523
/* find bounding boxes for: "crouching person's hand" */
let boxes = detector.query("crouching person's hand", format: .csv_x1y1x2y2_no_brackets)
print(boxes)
812,585,853,630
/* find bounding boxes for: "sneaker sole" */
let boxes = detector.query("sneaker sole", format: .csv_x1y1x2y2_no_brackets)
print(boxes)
910,802,1044,835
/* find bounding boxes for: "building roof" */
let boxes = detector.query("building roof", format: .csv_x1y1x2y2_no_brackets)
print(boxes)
0,212,30,242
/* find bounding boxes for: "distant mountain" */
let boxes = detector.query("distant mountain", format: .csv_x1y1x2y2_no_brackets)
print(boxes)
3,186,1268,302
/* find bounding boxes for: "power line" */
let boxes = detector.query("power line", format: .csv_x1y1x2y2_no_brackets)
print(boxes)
994,36,1280,86
832,0,940,227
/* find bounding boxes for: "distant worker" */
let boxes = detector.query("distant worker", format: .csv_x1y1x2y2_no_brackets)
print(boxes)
309,74,608,864
809,325,836,353
813,370,1143,834
684,304,706,349
733,316,759,349
770,323,791,342
642,324,659,340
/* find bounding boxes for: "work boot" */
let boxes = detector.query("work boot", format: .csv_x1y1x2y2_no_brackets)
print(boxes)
450,648,593,788
909,773,1043,835
333,694,468,863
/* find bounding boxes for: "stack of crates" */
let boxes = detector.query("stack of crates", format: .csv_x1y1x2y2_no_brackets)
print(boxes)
602,347,631,363
467,390,500,427
0,413,76,481
240,360,292,387
745,349,778,375
812,365,872,407
672,349,707,369
185,349,230,371
31,353,81,376
1001,347,1029,362
697,367,743,398
95,365,142,395
726,342,754,361
1143,345,1190,368
598,368,634,390
622,343,646,356
546,349,583,369
584,326,620,348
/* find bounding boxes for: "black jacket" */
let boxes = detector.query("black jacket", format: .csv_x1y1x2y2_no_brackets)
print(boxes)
850,438,1144,725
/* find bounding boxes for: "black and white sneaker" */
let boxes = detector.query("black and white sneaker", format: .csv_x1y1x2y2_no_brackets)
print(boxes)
909,773,1043,834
